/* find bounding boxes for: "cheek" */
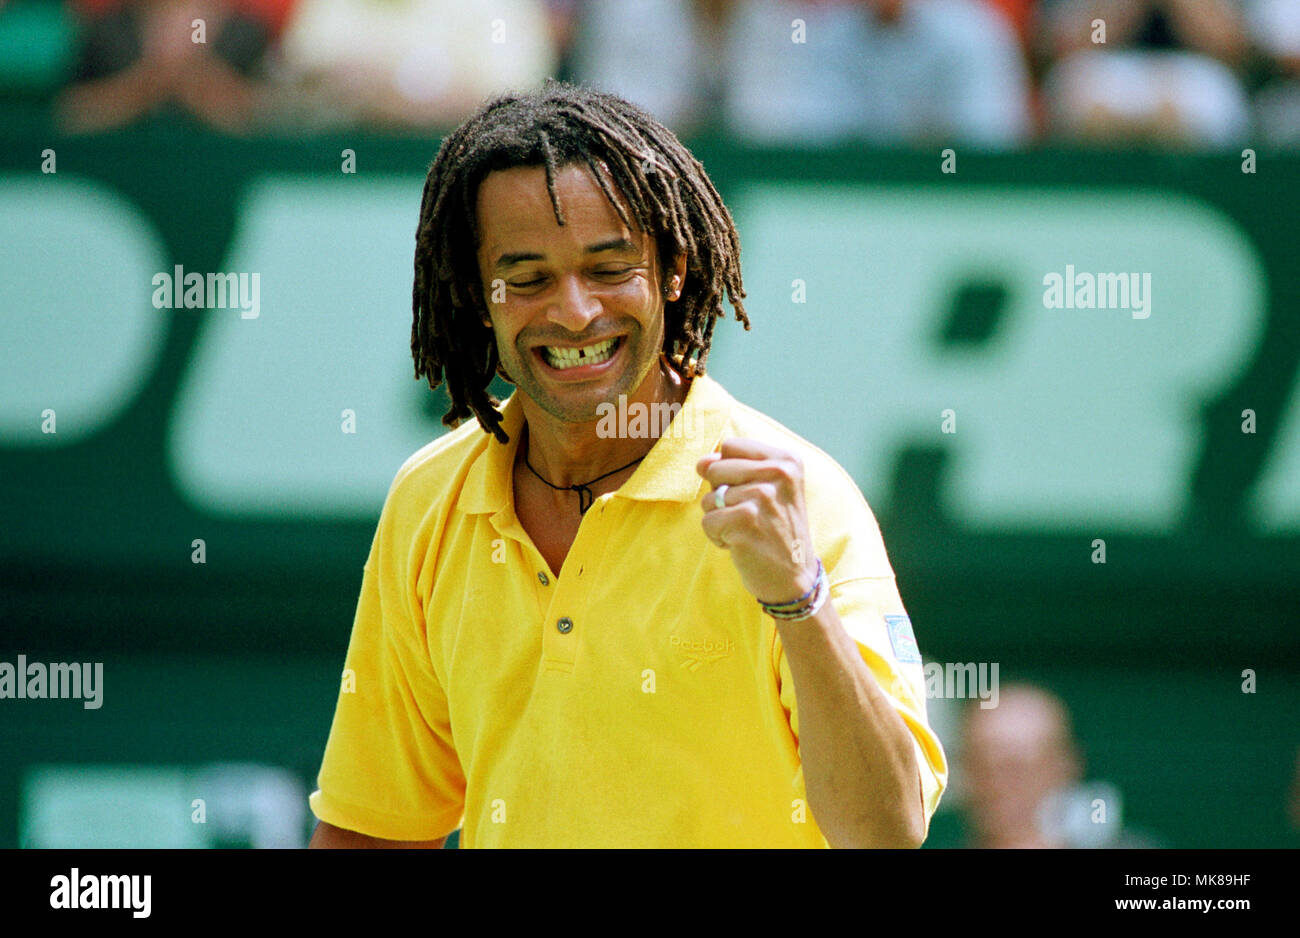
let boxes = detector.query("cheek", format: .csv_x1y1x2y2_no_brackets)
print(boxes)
488,292,530,325
612,274,660,314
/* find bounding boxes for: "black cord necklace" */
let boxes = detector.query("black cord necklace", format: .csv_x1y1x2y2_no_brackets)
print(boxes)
522,428,645,514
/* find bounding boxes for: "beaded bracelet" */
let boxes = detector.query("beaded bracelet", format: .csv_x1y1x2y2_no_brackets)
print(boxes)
758,559,828,621
763,572,828,621
759,559,822,609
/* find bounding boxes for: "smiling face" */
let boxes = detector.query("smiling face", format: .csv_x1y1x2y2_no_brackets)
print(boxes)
474,162,685,424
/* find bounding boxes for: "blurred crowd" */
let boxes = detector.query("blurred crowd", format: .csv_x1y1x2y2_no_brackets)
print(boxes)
0,0,1293,146
954,682,1164,848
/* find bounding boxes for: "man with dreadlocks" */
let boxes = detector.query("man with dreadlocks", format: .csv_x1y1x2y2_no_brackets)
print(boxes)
308,80,946,849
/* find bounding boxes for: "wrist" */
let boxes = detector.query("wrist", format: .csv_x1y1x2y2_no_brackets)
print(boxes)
758,559,827,621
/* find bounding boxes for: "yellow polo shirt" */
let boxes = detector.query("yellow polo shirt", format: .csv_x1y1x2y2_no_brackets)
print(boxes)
309,374,947,847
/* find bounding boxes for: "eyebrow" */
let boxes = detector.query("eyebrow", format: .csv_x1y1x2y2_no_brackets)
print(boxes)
493,238,639,270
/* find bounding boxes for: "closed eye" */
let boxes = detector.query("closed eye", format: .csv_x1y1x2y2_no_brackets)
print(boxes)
507,267,635,289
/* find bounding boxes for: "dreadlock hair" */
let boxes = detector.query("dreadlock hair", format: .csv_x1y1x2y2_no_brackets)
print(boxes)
411,78,749,445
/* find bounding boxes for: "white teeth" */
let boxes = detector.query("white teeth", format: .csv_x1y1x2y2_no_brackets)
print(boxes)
542,337,618,369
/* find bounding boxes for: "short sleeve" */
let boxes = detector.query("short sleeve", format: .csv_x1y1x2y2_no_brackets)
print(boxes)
776,462,948,839
308,486,465,840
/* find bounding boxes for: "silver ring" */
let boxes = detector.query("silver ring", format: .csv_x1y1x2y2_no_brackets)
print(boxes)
712,484,728,510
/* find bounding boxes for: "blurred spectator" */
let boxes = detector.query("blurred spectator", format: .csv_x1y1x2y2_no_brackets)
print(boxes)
1039,0,1251,147
556,0,714,134
270,0,557,131
57,0,292,134
986,0,1040,49
1289,744,1300,831
720,0,1032,148
1245,0,1300,146
960,683,1162,847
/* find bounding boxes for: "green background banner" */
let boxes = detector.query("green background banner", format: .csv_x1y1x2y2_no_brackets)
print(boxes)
2,122,1298,847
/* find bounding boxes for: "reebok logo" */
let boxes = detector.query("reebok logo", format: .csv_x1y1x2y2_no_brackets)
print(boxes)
669,634,735,672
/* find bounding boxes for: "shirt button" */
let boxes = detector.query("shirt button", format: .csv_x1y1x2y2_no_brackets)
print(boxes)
537,571,549,586
556,616,573,634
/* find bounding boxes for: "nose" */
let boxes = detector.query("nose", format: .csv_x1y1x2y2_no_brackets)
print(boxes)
547,272,602,334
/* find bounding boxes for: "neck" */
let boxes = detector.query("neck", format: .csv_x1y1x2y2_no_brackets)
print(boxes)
517,355,689,488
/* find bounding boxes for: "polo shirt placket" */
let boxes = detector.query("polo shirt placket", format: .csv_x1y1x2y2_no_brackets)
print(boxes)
487,488,619,677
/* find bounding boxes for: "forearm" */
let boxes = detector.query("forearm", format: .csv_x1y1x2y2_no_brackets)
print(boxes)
775,601,925,849
692,441,929,846
57,63,170,133
174,54,261,133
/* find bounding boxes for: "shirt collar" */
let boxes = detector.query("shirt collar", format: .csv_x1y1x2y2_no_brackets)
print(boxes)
456,373,735,516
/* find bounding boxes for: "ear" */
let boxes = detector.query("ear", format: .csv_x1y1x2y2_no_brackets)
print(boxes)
664,252,687,301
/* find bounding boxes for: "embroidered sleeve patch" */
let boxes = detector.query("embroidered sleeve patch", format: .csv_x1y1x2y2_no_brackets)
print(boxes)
884,614,922,664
